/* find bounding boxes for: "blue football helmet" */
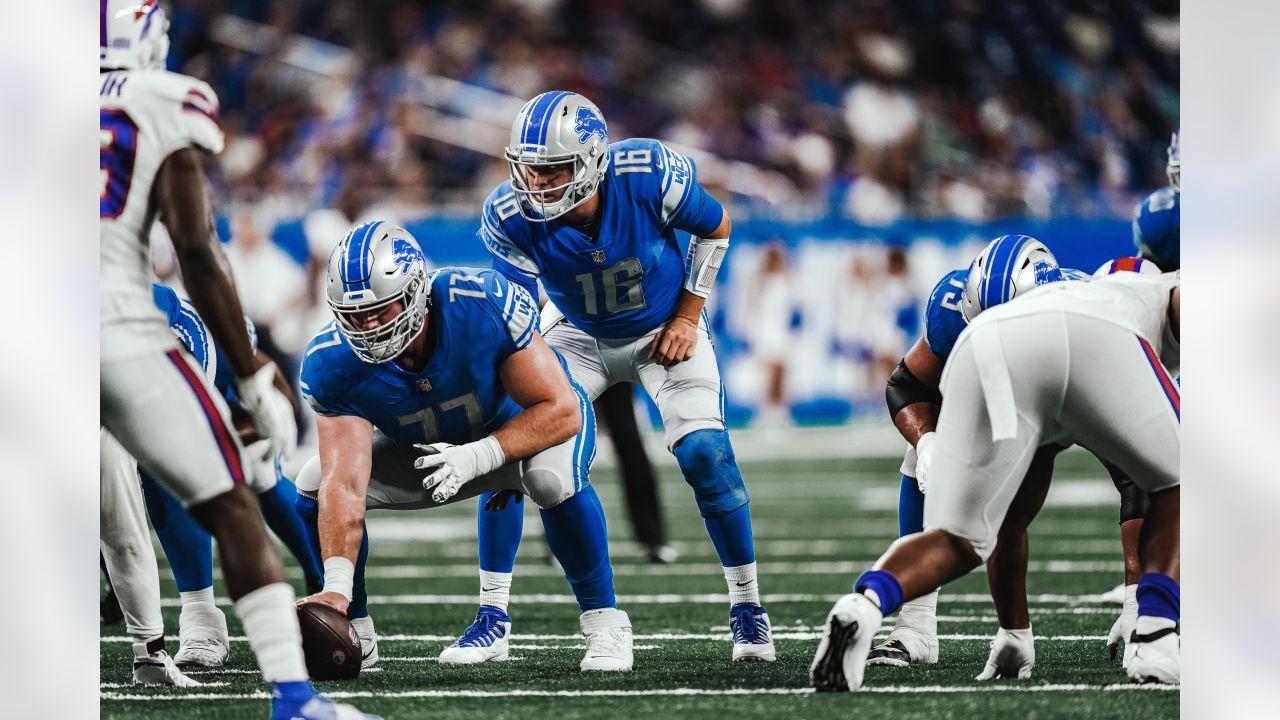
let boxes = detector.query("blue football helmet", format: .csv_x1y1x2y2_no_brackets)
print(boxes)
505,91,610,222
1166,130,1180,193
959,235,1063,323
325,221,430,364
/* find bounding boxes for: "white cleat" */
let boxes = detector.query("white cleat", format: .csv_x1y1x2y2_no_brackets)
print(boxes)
174,604,230,668
580,608,634,672
866,625,938,667
438,606,511,665
810,593,883,692
729,603,777,662
133,646,201,687
1127,623,1180,685
351,615,380,669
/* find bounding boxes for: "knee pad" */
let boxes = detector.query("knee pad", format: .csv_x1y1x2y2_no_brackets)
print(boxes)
294,455,321,497
1116,478,1150,523
672,429,749,518
521,467,574,509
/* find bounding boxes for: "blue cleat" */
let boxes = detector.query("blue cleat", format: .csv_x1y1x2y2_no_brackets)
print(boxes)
438,605,511,664
269,681,381,720
729,603,777,662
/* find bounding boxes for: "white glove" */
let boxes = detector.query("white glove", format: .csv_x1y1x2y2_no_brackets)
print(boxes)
914,432,937,494
234,363,297,462
1107,585,1138,667
976,626,1035,680
414,437,505,503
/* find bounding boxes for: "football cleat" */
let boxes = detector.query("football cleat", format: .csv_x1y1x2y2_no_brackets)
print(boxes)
810,593,883,692
350,615,379,669
174,604,230,668
868,590,939,667
271,694,382,720
1127,623,1180,685
580,608,634,671
645,544,680,564
132,646,201,687
438,606,511,664
729,603,777,662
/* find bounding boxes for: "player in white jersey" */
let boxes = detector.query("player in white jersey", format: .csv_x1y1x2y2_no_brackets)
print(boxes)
99,4,375,717
812,271,1181,691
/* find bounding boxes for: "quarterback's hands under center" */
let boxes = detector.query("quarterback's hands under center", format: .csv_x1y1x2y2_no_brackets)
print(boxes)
299,591,350,616
649,316,698,367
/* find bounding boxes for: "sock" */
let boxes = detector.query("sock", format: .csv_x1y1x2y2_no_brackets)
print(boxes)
132,635,165,658
296,493,371,618
233,582,309,684
704,504,757,567
141,473,214,592
179,586,216,609
724,562,761,606
540,485,616,611
898,474,925,537
1134,615,1177,636
350,615,376,641
257,477,324,588
477,491,523,574
1136,572,1180,622
855,569,904,616
479,570,513,613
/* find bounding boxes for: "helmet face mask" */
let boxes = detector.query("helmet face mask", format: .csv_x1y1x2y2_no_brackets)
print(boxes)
506,92,610,222
325,222,431,364
101,0,170,72
959,235,1063,323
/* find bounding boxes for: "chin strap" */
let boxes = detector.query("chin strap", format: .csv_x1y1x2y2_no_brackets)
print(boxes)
683,235,729,298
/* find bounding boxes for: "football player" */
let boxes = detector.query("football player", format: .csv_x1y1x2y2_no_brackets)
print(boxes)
1132,132,1180,270
297,222,634,672
99,4,375,717
812,270,1180,691
469,91,774,663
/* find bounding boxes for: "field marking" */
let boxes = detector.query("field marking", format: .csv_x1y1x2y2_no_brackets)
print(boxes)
148,591,1120,609
101,683,1177,702
104,632,1107,644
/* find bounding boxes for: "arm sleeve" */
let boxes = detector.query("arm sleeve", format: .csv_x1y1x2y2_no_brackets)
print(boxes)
484,272,540,356
655,142,724,236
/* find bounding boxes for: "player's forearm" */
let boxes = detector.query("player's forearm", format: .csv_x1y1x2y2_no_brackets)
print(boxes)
493,395,581,460
317,479,367,566
668,290,706,327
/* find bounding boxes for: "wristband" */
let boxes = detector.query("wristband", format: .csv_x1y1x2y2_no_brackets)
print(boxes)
322,556,355,601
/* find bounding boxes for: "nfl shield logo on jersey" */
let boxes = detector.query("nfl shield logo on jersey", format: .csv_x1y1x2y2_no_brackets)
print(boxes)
591,249,607,264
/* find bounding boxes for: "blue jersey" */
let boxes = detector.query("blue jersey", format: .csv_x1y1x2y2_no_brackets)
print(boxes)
479,138,725,339
1132,187,1179,270
922,268,1087,361
151,283,257,403
299,268,541,447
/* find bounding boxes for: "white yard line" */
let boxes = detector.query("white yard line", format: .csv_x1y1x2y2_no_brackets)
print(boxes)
103,632,1107,644
101,683,1176,701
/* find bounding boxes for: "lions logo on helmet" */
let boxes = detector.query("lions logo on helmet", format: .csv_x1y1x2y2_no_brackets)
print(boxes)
505,91,611,222
1093,256,1161,278
325,222,431,364
959,234,1063,323
100,0,170,71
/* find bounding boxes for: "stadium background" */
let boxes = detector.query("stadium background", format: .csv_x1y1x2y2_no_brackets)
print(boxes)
149,0,1178,433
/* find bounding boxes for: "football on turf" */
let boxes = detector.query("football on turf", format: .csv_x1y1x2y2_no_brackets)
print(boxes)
297,601,362,680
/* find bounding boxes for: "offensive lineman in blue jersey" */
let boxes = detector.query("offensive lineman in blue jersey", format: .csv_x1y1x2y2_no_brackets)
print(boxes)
848,236,1149,680
296,221,634,672
140,284,323,667
473,91,774,662
1132,131,1180,270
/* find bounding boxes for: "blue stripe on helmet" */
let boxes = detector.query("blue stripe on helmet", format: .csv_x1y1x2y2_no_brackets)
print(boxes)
982,235,1031,311
342,221,380,291
523,91,572,147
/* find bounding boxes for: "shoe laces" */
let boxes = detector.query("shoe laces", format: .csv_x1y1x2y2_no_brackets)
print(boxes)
730,604,769,644
585,627,629,655
454,607,509,647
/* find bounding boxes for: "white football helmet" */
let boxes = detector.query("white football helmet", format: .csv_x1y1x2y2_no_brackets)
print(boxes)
1166,130,1180,193
506,91,610,222
1093,256,1162,277
959,234,1063,323
325,222,431,364
100,0,170,71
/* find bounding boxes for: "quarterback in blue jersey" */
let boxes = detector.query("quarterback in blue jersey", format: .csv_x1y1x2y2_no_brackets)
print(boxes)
139,284,323,667
1132,131,1179,270
296,221,633,672
475,91,774,662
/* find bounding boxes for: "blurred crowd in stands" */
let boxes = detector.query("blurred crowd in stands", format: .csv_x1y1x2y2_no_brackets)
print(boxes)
152,0,1178,426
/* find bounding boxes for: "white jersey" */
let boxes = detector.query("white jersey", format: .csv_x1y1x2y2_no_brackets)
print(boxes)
100,69,223,360
975,270,1180,374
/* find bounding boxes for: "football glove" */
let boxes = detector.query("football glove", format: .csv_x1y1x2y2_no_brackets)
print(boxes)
914,432,937,494
415,437,505,503
976,626,1035,680
1106,584,1138,667
234,363,297,462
